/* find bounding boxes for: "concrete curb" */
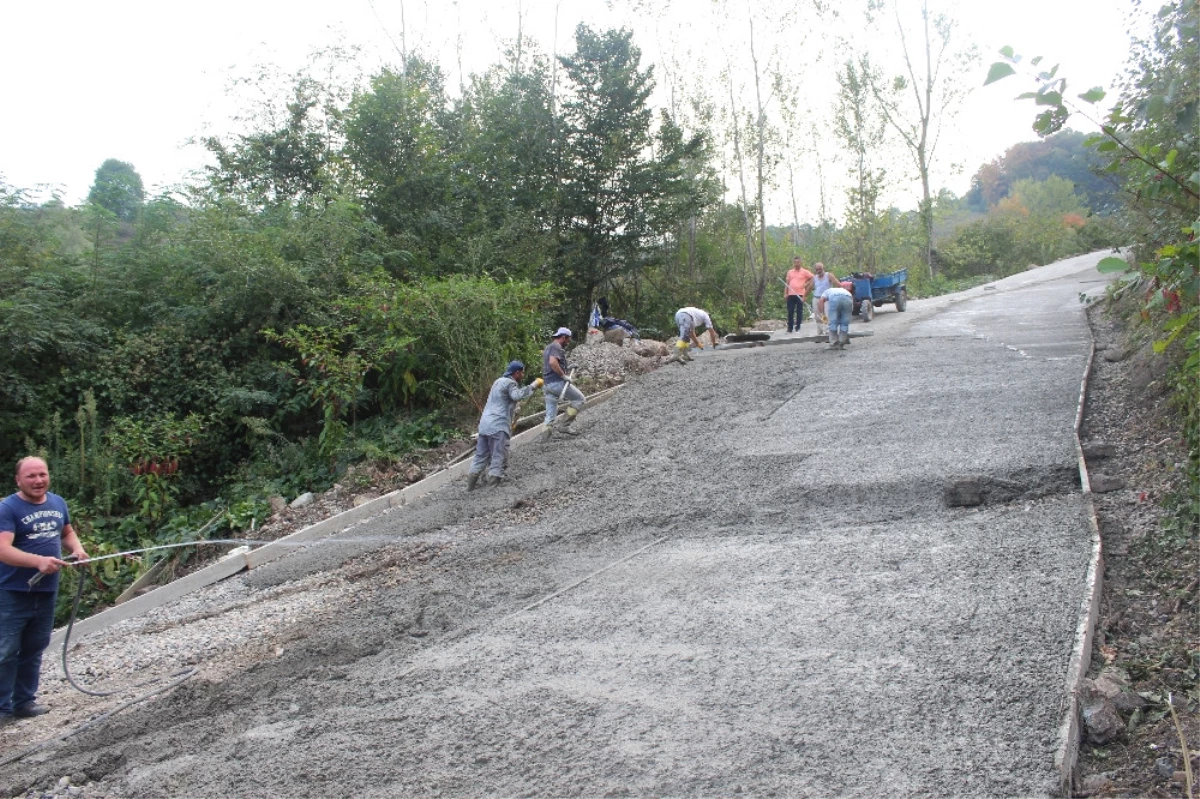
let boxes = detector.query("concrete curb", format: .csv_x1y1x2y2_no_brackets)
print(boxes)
51,384,625,647
1054,334,1105,795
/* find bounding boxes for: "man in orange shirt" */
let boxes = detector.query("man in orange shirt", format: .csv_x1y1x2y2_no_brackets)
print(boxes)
784,257,813,333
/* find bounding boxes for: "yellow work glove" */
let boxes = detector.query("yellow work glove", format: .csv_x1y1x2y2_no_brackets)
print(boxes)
532,377,544,389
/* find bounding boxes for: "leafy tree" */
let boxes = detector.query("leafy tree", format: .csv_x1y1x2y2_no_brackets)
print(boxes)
344,58,457,274
964,131,1117,212
1007,175,1087,218
554,25,668,328
449,52,561,279
87,159,144,222
203,87,337,210
349,273,558,411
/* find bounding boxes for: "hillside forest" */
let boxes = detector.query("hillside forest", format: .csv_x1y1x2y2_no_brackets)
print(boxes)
0,1,1194,619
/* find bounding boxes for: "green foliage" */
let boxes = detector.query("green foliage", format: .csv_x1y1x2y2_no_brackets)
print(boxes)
344,59,455,270
87,159,144,222
344,412,452,463
964,131,1118,213
351,273,558,410
264,321,414,461
936,177,1103,278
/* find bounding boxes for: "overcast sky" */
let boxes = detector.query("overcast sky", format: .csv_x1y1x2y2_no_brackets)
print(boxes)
2,0,1135,219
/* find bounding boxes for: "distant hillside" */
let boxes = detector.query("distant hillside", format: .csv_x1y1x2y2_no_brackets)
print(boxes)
965,130,1119,213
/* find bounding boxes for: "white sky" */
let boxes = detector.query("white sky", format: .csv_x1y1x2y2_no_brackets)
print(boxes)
2,0,1135,221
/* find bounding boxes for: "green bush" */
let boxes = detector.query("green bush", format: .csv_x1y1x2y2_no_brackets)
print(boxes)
351,273,559,411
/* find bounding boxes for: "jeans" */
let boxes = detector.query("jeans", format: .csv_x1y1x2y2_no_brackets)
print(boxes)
0,589,57,715
674,310,694,341
827,293,853,336
543,382,585,425
469,432,511,478
786,295,806,331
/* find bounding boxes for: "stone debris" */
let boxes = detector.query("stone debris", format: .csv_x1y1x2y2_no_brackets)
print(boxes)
1088,473,1126,493
1081,441,1116,461
567,339,667,383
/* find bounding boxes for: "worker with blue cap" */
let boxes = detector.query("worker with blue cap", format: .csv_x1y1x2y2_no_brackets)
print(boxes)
467,360,543,489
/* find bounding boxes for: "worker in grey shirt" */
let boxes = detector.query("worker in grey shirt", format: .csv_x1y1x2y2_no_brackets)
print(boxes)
468,361,542,489
542,327,586,439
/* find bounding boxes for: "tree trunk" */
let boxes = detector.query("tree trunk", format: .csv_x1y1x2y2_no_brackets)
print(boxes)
750,18,770,315
727,71,757,303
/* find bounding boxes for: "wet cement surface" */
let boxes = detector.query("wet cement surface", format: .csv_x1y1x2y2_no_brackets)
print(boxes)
2,253,1115,797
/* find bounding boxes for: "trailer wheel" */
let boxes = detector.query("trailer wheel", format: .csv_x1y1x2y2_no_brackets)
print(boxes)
862,301,874,321
895,288,907,312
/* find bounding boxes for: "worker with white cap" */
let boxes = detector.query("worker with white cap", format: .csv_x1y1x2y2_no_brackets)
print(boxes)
541,327,586,439
467,361,542,489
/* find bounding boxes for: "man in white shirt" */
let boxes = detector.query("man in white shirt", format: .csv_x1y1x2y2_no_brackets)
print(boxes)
673,307,719,362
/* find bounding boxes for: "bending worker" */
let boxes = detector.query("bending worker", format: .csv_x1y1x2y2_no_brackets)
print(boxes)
542,327,586,439
673,306,720,361
467,361,542,489
823,282,854,349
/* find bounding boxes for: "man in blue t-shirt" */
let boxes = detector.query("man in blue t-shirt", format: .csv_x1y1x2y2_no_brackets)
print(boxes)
0,456,88,723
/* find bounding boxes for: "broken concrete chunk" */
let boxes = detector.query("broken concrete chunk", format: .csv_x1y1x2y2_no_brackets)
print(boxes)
269,495,287,514
1091,674,1124,699
1089,473,1126,493
1082,441,1116,461
1102,347,1131,363
290,492,315,509
1081,697,1124,744
1077,772,1114,795
944,477,984,507
1112,690,1150,714
603,328,628,346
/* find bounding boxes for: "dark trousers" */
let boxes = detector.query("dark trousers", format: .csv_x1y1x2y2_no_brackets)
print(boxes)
0,589,56,715
787,295,806,331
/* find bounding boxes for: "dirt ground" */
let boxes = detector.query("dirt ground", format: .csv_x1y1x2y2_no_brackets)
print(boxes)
1073,299,1198,798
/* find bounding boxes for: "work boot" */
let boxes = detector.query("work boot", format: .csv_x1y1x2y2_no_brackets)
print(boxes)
485,474,503,487
559,408,581,436
466,471,482,491
541,423,555,441
840,331,850,347
13,703,47,718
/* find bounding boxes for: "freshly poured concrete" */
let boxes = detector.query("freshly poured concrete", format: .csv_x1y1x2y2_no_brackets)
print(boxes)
2,253,1114,798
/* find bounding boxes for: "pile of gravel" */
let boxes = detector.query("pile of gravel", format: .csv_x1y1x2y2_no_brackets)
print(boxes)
569,339,667,383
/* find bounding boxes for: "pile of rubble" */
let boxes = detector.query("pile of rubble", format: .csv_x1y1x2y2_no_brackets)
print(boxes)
574,328,672,384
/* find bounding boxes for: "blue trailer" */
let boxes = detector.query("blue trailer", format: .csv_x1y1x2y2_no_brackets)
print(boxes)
848,268,908,321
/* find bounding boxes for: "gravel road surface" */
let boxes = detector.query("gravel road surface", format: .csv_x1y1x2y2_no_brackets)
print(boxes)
1,254,1115,798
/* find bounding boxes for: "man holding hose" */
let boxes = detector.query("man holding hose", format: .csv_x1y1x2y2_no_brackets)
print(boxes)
0,456,88,723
